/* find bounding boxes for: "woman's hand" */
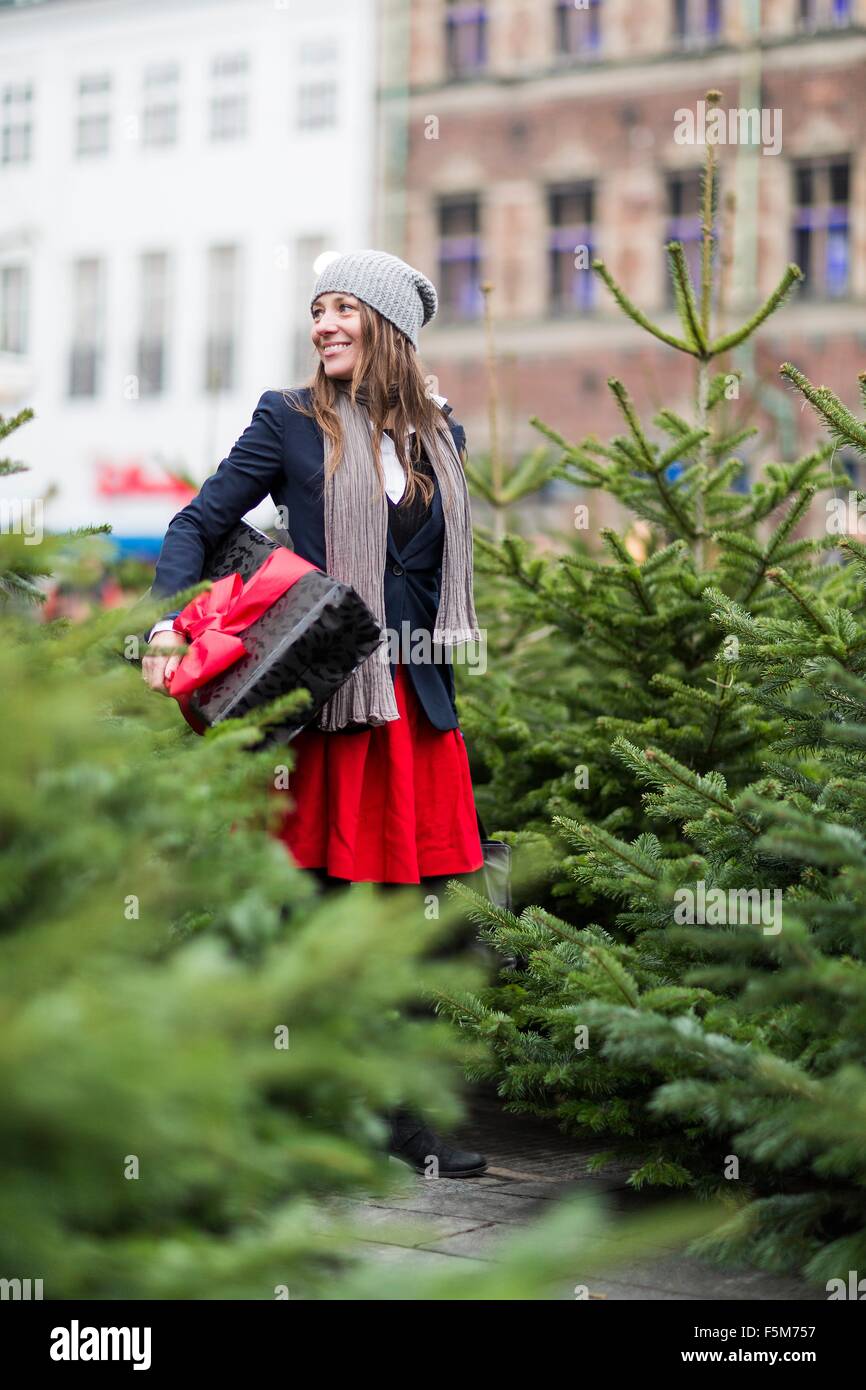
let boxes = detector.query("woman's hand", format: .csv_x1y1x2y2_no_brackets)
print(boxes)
142,630,189,695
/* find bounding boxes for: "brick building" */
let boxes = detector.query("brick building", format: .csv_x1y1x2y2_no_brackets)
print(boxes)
376,0,866,513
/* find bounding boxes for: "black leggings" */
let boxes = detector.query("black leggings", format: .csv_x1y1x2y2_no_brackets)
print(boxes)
304,866,490,1125
307,865,476,899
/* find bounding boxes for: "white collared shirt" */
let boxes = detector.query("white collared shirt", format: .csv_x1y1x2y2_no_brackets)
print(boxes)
380,430,411,505
375,393,448,504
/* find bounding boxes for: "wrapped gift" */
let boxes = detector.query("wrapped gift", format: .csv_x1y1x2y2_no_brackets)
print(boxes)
157,522,383,740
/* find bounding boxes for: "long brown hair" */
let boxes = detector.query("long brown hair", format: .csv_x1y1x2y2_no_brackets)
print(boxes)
282,299,461,511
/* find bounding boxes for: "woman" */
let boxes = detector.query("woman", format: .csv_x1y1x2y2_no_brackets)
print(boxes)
142,249,488,1177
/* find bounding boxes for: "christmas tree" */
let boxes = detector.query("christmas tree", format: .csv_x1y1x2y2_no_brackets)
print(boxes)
0,406,482,1297
443,91,866,1283
4,405,724,1300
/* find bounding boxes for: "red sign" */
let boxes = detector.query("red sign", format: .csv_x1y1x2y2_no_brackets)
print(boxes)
94,458,196,500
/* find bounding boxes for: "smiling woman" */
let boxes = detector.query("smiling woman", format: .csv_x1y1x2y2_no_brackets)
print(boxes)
282,252,488,1176
273,250,482,875
144,248,487,1177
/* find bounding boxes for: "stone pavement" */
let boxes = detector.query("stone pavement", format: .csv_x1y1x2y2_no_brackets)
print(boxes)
328,1092,824,1300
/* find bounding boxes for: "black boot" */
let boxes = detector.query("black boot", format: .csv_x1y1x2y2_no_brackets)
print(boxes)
386,1107,487,1179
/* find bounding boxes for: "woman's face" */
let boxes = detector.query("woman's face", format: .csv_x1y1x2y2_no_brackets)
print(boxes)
310,292,363,379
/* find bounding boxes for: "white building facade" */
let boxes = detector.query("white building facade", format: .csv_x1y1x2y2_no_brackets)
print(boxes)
0,0,378,550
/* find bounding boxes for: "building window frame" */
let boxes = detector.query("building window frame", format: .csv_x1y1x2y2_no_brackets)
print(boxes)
553,0,602,60
141,62,180,149
445,3,488,80
436,195,484,322
797,0,852,31
75,72,111,159
2,81,34,165
68,256,106,399
791,156,850,301
671,0,724,51
0,263,30,354
208,52,249,143
548,181,596,314
136,251,172,397
204,244,241,394
297,80,337,131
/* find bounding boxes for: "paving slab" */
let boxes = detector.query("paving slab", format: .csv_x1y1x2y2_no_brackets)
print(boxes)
417,1224,630,1263
364,1181,558,1224
347,1241,490,1274
322,1195,490,1249
479,1176,620,1201
574,1282,697,1302
342,1091,825,1300
597,1257,827,1302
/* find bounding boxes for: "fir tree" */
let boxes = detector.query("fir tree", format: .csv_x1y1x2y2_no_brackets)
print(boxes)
3,406,716,1300
443,91,866,1283
0,407,476,1297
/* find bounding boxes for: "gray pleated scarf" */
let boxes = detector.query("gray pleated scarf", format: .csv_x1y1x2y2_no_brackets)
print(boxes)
316,385,480,732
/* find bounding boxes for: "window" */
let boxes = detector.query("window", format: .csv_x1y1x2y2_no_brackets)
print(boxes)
292,233,329,381
142,63,180,148
209,52,249,142
0,264,29,353
137,252,171,396
445,3,487,79
792,158,850,300
672,0,723,49
297,81,337,130
2,81,34,165
75,73,111,158
554,0,602,58
797,0,852,29
204,245,240,393
298,36,339,64
548,183,596,313
437,196,483,320
664,170,712,307
68,258,105,398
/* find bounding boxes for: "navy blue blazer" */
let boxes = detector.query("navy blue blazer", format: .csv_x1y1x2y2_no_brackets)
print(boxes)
149,387,468,731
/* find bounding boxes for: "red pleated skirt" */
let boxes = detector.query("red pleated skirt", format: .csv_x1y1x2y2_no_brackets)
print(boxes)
270,662,484,884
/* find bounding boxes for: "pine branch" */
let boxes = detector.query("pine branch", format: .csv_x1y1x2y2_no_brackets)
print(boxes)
607,379,699,538
779,362,866,453
0,406,34,438
667,242,708,355
582,945,641,1009
708,265,803,355
591,258,699,355
699,100,720,339
552,815,664,882
658,427,711,471
766,567,836,637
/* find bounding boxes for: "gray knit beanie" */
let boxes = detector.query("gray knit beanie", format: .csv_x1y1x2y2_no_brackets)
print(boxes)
310,249,438,349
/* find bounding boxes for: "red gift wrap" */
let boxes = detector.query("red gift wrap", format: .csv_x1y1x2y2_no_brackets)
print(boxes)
166,548,321,732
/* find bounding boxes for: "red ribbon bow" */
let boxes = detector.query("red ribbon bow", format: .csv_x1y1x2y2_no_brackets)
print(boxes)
166,548,320,723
